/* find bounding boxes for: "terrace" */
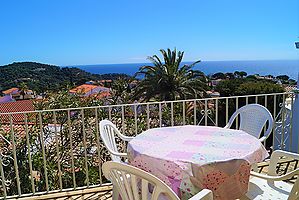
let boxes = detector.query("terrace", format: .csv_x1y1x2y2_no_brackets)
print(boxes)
0,92,298,199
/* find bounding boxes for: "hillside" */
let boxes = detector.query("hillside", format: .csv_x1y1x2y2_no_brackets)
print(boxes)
0,62,129,93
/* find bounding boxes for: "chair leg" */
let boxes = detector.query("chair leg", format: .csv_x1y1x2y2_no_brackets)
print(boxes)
112,187,120,200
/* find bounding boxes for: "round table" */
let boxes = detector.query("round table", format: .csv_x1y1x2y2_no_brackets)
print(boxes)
127,125,269,200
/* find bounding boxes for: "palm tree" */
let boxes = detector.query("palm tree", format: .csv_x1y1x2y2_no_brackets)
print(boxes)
18,82,29,99
134,48,207,101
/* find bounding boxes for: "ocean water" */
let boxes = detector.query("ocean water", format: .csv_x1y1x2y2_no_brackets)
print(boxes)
74,60,299,79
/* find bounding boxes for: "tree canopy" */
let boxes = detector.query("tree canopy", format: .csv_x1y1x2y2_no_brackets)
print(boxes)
134,48,208,101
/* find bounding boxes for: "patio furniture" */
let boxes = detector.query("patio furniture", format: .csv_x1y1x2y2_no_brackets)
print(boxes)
99,120,134,162
102,161,213,200
127,125,269,199
224,104,274,142
242,150,299,200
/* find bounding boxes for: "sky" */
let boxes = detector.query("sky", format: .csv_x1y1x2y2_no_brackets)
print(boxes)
0,0,298,66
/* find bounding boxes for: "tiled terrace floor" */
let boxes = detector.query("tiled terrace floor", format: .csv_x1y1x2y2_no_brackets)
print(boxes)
9,158,298,200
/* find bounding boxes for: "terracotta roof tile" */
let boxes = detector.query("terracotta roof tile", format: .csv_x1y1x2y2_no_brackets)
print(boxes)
2,88,19,95
0,100,35,123
69,84,99,94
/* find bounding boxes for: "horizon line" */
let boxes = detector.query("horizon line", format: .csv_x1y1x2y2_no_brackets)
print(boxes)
1,58,299,67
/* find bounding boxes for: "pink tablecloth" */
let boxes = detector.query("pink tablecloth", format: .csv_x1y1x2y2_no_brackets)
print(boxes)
127,125,269,200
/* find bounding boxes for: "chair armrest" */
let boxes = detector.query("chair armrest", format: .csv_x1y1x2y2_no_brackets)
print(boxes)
110,151,128,157
189,189,213,200
271,150,299,160
119,135,134,142
258,136,267,142
250,169,299,181
224,124,230,129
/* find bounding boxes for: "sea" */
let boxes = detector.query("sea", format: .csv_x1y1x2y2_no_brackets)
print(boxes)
74,60,299,79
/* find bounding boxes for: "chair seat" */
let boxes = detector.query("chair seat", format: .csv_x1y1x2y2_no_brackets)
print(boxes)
241,176,293,200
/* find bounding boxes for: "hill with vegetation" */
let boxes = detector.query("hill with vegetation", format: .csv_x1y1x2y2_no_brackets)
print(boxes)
0,62,129,93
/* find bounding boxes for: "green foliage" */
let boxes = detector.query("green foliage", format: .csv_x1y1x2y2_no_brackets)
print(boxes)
236,81,284,95
215,79,245,96
0,62,130,93
276,75,289,81
215,78,284,97
134,48,208,101
109,77,134,104
211,72,226,79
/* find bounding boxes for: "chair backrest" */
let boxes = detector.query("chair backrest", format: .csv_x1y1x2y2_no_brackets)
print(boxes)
102,161,180,200
267,150,299,200
99,120,124,162
226,104,274,140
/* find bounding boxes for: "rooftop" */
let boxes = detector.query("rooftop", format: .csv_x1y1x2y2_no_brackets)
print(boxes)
0,100,35,123
69,84,109,94
2,87,19,95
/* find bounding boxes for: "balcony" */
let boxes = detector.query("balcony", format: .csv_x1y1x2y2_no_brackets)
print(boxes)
0,92,298,199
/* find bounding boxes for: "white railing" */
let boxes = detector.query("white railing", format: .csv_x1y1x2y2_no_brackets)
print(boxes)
0,92,296,199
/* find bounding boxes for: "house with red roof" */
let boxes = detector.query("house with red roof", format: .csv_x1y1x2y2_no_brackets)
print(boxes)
69,84,110,97
2,87,35,100
0,100,35,124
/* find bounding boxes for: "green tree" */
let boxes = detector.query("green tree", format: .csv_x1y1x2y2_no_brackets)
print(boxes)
134,48,208,101
236,81,284,95
276,75,289,81
18,82,29,99
109,77,133,104
239,71,247,78
225,72,235,79
211,72,226,79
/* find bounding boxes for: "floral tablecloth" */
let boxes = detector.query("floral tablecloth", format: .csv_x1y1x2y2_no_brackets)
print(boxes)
127,125,269,199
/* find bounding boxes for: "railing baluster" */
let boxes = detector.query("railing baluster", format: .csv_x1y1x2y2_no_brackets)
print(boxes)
290,94,294,152
122,106,125,134
24,114,36,193
264,95,268,143
236,97,239,129
134,105,138,134
246,96,248,105
215,99,218,127
226,98,229,124
273,94,277,150
67,110,76,189
171,102,174,126
255,96,258,103
159,103,162,127
0,155,7,198
204,100,208,126
182,101,186,125
94,108,103,185
193,100,197,125
38,112,49,192
10,115,21,196
281,94,286,150
108,107,112,120
81,109,89,187
146,104,150,129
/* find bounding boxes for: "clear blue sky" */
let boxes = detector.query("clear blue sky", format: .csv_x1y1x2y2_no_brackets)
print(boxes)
0,0,298,66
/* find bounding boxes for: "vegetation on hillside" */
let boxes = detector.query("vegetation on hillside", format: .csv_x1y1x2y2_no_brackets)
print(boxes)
0,62,129,93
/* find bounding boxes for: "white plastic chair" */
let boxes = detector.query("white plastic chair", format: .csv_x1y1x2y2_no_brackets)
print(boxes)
242,150,299,200
103,161,213,200
99,120,134,162
224,104,274,142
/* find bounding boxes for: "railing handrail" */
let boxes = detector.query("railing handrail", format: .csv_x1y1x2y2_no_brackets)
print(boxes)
0,92,293,115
